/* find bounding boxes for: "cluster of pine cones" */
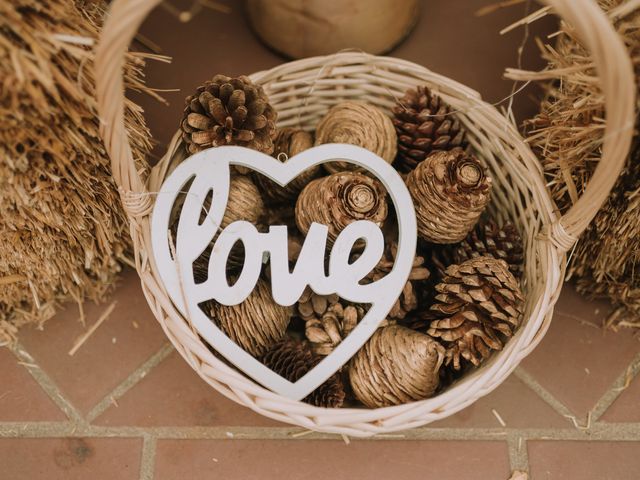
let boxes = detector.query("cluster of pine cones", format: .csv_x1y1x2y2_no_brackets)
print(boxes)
176,75,526,410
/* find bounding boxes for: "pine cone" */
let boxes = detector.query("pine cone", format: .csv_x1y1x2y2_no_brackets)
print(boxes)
430,220,524,280
254,128,321,204
392,85,468,173
261,338,346,408
315,101,397,174
348,325,444,408
296,172,388,247
406,150,491,244
361,243,430,320
298,288,369,355
180,74,276,155
202,279,291,357
426,256,524,371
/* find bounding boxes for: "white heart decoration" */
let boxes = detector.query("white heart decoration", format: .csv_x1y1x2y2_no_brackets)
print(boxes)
151,144,417,401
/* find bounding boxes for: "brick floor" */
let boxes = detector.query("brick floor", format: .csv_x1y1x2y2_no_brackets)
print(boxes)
154,440,510,480
3,1,640,479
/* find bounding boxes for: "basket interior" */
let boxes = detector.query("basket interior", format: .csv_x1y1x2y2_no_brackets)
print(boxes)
150,53,563,433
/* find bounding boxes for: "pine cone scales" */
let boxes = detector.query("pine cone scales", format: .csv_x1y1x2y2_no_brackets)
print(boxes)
203,279,291,357
296,172,388,246
407,149,492,244
349,325,444,408
363,243,430,320
180,75,276,155
261,339,345,408
393,85,468,173
298,288,368,355
431,220,524,280
427,256,524,370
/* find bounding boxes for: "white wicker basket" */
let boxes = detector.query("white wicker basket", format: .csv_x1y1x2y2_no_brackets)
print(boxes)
95,0,635,436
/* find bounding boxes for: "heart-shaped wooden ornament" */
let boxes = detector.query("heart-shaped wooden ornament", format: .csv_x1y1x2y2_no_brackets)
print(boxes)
151,144,417,401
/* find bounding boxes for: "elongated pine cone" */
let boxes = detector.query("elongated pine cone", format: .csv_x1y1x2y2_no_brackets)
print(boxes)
261,339,345,408
426,256,524,371
393,85,468,173
180,74,276,155
203,279,291,357
315,101,397,173
298,288,369,355
361,243,430,320
349,325,445,408
431,220,524,280
254,128,320,203
295,172,388,246
406,150,491,244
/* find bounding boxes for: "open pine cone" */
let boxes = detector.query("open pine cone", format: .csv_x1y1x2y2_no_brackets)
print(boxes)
261,339,345,408
180,74,276,155
361,242,430,320
298,288,369,356
430,220,524,281
425,256,524,371
406,149,491,244
392,85,468,173
349,325,445,408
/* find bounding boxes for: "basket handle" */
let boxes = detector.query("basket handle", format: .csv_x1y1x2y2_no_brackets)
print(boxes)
95,0,635,251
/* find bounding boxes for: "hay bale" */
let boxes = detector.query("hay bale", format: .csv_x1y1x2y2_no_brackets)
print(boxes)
0,0,153,344
510,0,640,327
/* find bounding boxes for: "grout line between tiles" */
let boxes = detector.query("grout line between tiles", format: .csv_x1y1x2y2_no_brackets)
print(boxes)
1,422,640,441
10,341,85,424
589,350,640,422
86,343,174,423
140,435,157,480
512,366,578,426
507,434,529,473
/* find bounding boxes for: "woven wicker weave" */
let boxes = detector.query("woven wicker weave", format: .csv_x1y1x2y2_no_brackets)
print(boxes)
95,0,635,436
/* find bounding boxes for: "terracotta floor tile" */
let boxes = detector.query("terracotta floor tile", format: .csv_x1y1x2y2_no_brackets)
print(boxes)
528,441,640,480
154,439,510,480
0,437,141,480
553,282,613,325
600,373,640,423
521,312,640,418
19,269,167,414
94,350,282,427
430,374,569,429
0,348,66,422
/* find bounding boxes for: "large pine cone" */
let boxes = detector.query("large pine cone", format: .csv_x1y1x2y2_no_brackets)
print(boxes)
430,220,524,280
254,128,321,204
393,85,468,173
180,75,276,155
349,325,444,408
295,172,388,247
406,150,491,244
315,101,397,173
361,243,430,320
261,339,345,408
426,256,524,371
202,279,291,357
298,288,369,356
